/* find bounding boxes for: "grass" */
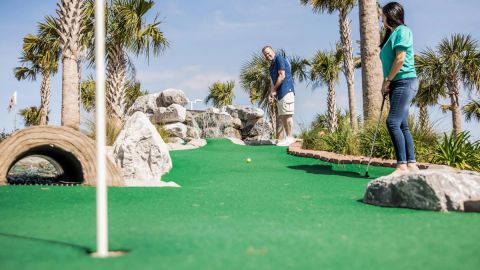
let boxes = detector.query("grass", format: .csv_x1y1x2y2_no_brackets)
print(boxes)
0,139,479,270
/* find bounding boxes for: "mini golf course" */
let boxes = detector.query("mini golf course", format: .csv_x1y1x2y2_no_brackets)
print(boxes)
1,139,479,270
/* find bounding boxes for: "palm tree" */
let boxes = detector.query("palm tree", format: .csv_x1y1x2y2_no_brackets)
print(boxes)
80,77,96,113
415,34,480,135
14,17,60,126
105,0,169,125
358,0,383,121
19,107,42,127
205,80,235,108
463,98,480,122
81,78,148,114
309,45,343,133
240,50,307,137
300,0,358,130
56,0,86,130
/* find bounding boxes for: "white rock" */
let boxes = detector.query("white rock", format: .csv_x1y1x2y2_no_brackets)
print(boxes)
126,93,160,116
186,126,201,139
168,137,185,144
167,139,207,151
187,139,207,147
225,105,264,120
164,122,188,138
156,88,188,107
112,112,173,185
364,167,480,212
152,104,186,124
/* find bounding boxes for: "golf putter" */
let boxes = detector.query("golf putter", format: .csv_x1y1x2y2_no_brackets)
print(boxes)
365,94,388,178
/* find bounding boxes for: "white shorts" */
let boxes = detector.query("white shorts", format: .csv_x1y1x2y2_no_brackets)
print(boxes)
277,92,295,116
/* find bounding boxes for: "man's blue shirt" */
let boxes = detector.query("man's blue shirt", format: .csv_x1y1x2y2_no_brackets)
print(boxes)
269,54,294,100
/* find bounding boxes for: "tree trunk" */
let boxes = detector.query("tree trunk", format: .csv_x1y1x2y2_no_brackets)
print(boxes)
339,9,358,131
358,0,383,122
419,104,429,131
39,71,51,125
449,89,462,136
327,81,338,133
57,0,84,130
107,44,127,122
61,57,80,129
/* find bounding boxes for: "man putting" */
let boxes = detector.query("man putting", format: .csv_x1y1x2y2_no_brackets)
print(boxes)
262,45,295,146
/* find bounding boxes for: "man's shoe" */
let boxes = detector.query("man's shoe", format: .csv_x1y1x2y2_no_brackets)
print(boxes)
276,139,288,146
276,137,295,146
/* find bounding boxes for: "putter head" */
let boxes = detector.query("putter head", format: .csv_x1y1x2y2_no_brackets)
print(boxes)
364,171,370,178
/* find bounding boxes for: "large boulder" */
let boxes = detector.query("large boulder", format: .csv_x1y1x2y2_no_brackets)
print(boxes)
186,126,201,139
364,166,480,212
156,88,188,107
223,127,242,139
191,112,234,138
112,112,173,186
225,105,264,120
164,122,188,138
152,104,186,124
126,93,160,116
241,118,273,141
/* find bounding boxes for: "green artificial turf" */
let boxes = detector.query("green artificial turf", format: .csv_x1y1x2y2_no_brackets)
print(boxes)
0,139,479,270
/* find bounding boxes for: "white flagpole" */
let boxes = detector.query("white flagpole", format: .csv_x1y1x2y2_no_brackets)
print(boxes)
95,0,108,257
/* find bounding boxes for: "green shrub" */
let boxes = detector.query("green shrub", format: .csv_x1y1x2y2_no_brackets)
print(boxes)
431,131,480,171
301,110,360,155
410,116,439,163
155,125,170,143
359,117,395,159
0,131,12,144
84,117,124,146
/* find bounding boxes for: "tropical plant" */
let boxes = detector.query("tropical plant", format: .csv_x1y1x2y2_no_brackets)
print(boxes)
416,34,480,135
301,0,358,130
301,110,359,154
205,80,235,108
19,107,43,127
411,78,442,131
408,115,439,163
155,125,170,143
0,131,12,144
85,116,124,146
239,49,307,137
431,131,480,171
124,80,149,114
359,118,395,159
56,0,86,130
463,98,480,122
358,0,383,121
81,78,148,114
14,16,60,125
80,78,96,112
309,45,343,132
104,0,169,125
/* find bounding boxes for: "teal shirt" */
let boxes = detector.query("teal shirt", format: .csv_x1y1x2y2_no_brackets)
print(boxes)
380,25,417,81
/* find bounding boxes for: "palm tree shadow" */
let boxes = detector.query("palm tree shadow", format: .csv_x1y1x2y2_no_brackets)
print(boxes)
288,164,364,179
0,232,92,254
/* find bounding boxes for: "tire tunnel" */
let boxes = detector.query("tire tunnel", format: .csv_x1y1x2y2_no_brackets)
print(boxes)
0,126,124,186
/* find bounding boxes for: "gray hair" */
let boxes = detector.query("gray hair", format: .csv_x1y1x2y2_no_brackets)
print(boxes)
262,45,273,52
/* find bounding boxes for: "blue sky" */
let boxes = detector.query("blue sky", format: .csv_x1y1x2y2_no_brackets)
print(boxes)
1,0,479,139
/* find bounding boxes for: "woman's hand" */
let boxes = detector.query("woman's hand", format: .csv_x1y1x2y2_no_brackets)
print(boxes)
381,79,391,94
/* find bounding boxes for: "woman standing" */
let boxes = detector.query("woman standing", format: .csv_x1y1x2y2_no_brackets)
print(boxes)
380,2,419,175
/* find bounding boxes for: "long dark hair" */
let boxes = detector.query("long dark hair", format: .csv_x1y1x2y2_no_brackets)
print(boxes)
380,2,405,48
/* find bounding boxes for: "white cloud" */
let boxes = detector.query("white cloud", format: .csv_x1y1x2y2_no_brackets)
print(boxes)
137,65,242,106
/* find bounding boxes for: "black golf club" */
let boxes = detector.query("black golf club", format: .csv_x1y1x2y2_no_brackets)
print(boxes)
365,94,388,178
